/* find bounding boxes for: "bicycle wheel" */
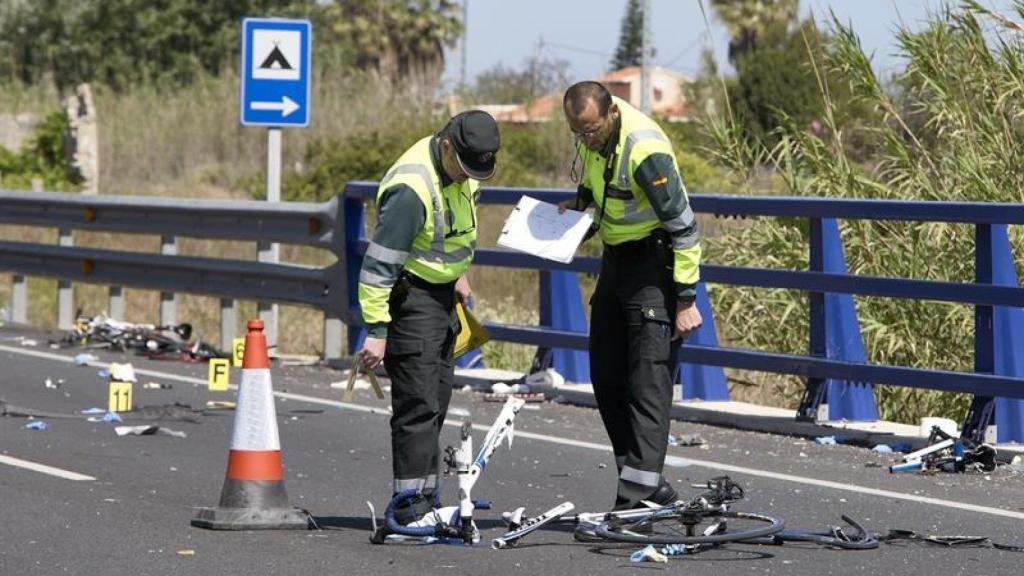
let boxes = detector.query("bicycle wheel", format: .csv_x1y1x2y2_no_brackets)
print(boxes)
594,509,784,545
756,516,878,549
763,530,879,549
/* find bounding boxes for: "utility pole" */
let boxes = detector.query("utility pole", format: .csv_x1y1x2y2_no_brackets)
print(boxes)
460,0,468,89
640,0,652,114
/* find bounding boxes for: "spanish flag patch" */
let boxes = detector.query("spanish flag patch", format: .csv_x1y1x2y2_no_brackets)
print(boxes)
651,176,669,186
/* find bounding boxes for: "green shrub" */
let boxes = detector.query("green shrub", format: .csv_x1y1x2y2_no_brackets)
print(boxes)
0,110,80,190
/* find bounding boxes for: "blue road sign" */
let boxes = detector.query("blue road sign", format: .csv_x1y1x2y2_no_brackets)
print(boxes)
240,18,311,127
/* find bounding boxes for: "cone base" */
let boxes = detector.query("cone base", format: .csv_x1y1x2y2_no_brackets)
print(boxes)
191,505,309,530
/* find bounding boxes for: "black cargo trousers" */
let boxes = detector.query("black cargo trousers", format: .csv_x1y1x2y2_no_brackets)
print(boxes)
589,228,681,510
383,273,460,520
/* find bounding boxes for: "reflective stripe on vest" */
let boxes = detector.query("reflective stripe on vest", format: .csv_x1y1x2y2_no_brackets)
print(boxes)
381,163,446,258
617,129,670,190
376,138,477,283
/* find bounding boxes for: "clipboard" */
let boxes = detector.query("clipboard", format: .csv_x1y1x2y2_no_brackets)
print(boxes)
455,302,490,359
496,196,593,263
343,357,385,401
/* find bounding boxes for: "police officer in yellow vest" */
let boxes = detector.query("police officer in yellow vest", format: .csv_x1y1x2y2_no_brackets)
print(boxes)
356,110,500,524
561,81,702,511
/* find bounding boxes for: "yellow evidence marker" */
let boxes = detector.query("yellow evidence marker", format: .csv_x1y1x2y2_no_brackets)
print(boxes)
108,380,133,412
232,337,245,367
107,362,136,413
208,358,230,391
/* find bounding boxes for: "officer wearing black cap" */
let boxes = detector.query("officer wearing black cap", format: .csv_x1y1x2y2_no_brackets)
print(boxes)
356,110,500,527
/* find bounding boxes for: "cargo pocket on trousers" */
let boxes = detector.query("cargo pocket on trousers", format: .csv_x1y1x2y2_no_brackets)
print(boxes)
627,305,672,361
386,337,423,358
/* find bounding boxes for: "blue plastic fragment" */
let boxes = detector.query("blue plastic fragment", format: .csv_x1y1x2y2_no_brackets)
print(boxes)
472,500,492,510
630,544,668,563
102,412,123,423
25,421,48,431
872,444,893,454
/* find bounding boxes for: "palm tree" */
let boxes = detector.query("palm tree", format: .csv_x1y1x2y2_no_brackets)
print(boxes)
328,0,463,98
710,0,799,62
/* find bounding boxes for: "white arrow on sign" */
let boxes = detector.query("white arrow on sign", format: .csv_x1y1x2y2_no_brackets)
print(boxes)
250,96,300,117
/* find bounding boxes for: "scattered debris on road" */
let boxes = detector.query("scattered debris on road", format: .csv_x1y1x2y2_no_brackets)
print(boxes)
888,426,998,474
630,545,668,563
115,425,187,438
668,433,705,447
483,392,545,403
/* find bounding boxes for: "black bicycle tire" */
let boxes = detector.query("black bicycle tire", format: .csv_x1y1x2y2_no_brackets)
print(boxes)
754,530,879,549
594,510,784,545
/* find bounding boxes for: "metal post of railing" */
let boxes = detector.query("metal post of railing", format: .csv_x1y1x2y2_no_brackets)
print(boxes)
11,274,27,323
344,194,367,354
323,314,343,361
57,228,74,329
159,235,177,327
220,298,237,350
962,223,996,443
530,270,554,373
108,285,125,320
797,217,828,421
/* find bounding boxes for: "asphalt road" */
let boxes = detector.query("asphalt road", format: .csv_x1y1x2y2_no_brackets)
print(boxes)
2,324,1024,576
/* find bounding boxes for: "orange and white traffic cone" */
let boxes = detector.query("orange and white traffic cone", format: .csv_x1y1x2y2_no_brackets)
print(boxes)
191,319,308,530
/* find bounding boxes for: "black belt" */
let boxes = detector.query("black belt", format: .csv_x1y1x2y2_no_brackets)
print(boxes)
603,230,669,260
400,272,456,291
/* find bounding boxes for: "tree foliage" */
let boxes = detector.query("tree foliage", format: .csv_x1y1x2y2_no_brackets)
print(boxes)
319,0,462,98
0,0,313,90
729,20,836,144
0,0,462,93
471,54,569,104
711,0,799,62
610,0,645,70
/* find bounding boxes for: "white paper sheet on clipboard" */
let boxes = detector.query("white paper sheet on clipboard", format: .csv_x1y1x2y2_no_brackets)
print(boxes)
497,196,593,263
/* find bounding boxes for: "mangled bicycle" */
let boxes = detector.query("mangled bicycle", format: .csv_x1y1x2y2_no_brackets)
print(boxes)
369,397,525,545
494,476,877,553
58,312,228,362
363,397,874,553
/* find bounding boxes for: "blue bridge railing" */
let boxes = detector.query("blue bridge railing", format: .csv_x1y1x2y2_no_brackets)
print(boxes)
342,181,1024,443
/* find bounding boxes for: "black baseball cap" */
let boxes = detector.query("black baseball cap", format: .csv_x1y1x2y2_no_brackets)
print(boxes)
446,110,500,180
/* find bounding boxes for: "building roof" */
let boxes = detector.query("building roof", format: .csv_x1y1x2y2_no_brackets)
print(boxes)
476,66,692,123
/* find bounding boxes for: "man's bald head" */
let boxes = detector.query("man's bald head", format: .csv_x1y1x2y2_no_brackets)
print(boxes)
563,81,612,118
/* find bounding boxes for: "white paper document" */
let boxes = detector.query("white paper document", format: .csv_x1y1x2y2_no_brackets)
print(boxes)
497,196,593,263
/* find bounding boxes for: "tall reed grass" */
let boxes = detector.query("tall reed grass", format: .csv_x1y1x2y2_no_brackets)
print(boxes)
701,3,1024,423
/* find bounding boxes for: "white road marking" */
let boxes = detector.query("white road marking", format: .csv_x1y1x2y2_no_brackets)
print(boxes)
0,454,95,481
4,344,1024,520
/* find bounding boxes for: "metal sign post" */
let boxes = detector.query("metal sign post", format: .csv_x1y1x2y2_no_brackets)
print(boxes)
240,17,312,349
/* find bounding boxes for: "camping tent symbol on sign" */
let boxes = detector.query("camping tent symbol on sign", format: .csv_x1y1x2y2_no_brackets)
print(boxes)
252,30,301,81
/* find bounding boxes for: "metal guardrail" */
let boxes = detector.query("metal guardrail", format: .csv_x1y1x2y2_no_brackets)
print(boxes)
0,189,346,352
3,184,1024,441
342,181,1024,441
